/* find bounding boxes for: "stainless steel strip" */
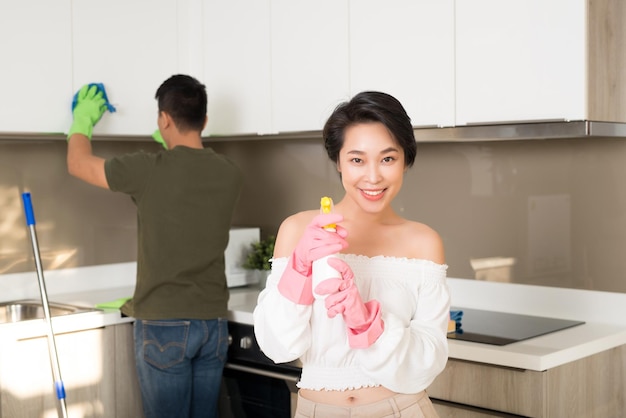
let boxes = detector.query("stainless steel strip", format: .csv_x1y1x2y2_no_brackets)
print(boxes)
5,121,626,143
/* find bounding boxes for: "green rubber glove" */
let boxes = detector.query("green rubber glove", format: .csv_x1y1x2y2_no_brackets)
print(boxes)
67,85,107,140
152,129,167,150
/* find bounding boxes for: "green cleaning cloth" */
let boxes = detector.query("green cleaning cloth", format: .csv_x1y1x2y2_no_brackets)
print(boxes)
95,297,131,309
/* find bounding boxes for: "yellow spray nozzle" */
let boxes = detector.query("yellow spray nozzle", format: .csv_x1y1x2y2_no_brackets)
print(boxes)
320,196,333,214
320,196,336,230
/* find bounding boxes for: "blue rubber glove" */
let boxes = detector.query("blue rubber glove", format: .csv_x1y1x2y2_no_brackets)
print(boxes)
152,129,167,149
67,85,107,140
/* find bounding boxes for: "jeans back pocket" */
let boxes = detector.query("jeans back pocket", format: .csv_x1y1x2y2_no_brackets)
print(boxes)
141,320,190,369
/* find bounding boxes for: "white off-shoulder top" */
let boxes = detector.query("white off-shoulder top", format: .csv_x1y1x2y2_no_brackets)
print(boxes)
253,254,450,393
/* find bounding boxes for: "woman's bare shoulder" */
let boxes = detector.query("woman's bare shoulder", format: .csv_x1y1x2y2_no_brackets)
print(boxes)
402,220,445,264
273,210,318,258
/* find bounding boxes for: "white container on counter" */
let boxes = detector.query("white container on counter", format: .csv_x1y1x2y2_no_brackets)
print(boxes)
225,227,261,288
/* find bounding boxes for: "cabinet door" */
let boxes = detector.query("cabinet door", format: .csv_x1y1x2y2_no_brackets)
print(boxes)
432,401,508,417
72,0,180,136
0,0,73,134
350,0,455,128
271,0,350,133
203,0,272,136
456,0,586,125
112,323,143,417
427,359,544,417
0,327,115,418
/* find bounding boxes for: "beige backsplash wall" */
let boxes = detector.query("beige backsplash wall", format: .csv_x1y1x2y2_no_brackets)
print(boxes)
2,136,626,293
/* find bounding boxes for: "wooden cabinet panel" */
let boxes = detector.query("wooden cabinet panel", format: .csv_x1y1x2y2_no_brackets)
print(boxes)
0,0,73,135
429,346,626,417
427,359,545,417
545,345,625,418
587,0,626,123
432,400,515,418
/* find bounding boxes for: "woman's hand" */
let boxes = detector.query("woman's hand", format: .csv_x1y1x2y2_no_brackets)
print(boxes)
277,213,347,305
291,213,347,275
314,257,384,348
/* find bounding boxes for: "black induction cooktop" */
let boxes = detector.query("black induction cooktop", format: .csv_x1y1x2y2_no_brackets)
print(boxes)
447,307,585,346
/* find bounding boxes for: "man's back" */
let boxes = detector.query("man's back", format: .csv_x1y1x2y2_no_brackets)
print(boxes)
105,146,243,320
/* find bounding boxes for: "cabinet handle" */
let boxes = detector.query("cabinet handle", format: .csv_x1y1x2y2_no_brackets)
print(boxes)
224,362,300,383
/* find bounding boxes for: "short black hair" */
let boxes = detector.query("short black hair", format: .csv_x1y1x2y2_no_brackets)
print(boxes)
155,74,207,133
323,91,416,167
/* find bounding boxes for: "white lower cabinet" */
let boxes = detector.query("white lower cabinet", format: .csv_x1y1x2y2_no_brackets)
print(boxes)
0,323,141,418
428,345,626,417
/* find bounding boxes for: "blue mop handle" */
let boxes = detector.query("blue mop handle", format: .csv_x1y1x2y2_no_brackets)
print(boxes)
22,192,36,226
21,192,68,418
55,381,67,400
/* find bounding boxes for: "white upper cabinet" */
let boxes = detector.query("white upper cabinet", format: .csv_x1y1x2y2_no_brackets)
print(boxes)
271,0,350,133
203,0,272,136
350,0,455,128
0,0,73,134
455,0,587,125
4,0,621,138
72,0,180,136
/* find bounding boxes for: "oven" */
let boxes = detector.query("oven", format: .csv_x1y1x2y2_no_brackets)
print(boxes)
219,321,302,418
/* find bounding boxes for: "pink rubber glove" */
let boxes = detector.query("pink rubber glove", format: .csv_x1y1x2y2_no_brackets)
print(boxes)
277,213,347,305
314,257,384,348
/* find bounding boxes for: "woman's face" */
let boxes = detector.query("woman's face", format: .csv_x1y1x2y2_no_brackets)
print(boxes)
337,122,406,213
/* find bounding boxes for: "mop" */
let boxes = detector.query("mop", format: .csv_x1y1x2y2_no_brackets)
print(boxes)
21,192,69,418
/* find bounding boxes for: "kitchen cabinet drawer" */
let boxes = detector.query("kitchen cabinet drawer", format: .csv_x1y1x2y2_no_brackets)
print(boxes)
432,400,519,418
429,345,626,417
428,359,544,417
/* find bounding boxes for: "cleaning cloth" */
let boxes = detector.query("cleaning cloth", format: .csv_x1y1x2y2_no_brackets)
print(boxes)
95,297,131,310
72,83,116,113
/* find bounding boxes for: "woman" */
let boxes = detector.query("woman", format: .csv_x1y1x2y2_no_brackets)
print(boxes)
253,91,450,417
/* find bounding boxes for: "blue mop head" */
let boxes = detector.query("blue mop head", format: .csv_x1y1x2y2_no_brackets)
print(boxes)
71,83,116,113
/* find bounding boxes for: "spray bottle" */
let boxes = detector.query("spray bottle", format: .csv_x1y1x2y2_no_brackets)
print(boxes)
312,196,342,299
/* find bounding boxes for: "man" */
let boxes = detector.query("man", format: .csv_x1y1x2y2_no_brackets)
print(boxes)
67,75,243,418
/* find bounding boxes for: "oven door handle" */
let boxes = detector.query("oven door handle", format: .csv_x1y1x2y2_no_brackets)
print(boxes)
225,362,300,383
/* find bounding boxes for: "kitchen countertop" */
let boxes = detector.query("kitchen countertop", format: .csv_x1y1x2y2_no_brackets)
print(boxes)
2,262,626,372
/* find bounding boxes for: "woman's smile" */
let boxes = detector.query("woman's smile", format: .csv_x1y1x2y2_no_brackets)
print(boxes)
360,188,386,201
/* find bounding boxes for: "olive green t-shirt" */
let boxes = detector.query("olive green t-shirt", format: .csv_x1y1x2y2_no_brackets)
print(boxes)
104,146,243,320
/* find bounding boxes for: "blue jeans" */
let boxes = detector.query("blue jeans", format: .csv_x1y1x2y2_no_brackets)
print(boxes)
133,318,229,418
